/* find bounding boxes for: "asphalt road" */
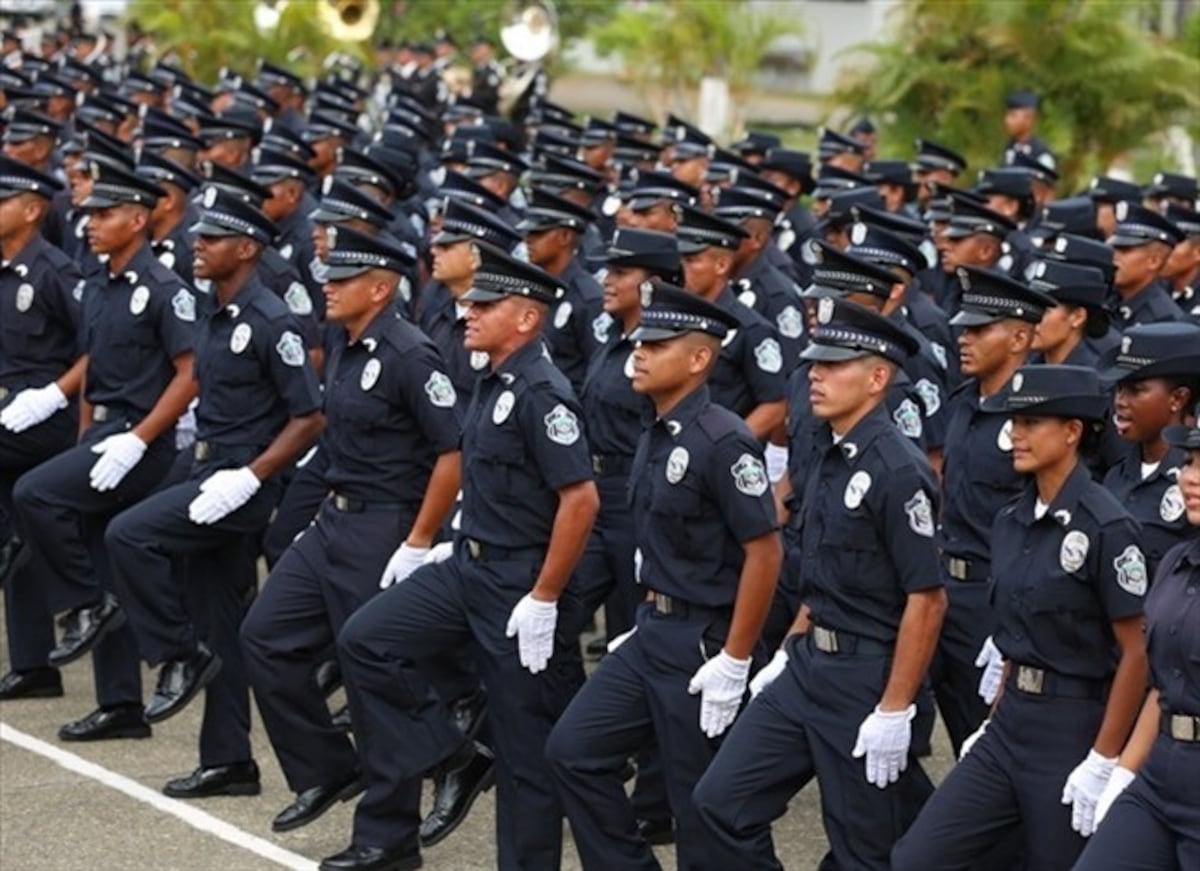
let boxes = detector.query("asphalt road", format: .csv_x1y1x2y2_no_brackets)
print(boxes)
0,596,956,870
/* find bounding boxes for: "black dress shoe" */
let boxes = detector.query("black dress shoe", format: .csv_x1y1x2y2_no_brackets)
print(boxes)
314,659,342,698
450,690,486,740
48,593,126,667
319,844,422,871
637,817,675,845
585,636,608,659
419,742,495,847
59,705,151,742
0,668,63,700
144,643,222,724
331,703,352,733
272,772,364,832
163,760,261,798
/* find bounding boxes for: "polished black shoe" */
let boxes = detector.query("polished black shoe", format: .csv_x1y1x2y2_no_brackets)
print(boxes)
331,703,352,733
58,705,151,742
314,658,341,698
0,668,63,700
450,690,486,740
584,636,608,659
272,772,364,832
637,817,675,846
163,760,261,798
319,844,422,871
419,742,495,847
144,643,222,724
48,593,126,667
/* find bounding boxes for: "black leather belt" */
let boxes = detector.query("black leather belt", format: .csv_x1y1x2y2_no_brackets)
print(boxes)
944,554,990,582
1162,712,1200,743
591,453,633,476
328,492,413,513
463,537,543,563
92,403,130,423
809,625,893,656
1007,664,1107,700
193,441,263,464
646,591,731,620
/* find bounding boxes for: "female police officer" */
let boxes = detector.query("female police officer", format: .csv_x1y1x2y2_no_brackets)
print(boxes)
1072,402,1200,870
892,364,1149,870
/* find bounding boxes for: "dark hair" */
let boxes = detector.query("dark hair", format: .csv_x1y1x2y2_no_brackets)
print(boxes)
1079,418,1106,458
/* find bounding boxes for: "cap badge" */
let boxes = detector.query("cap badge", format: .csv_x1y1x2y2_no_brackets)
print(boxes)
201,185,218,208
1121,336,1132,354
1012,373,1024,392
850,222,868,245
639,280,654,308
817,296,835,324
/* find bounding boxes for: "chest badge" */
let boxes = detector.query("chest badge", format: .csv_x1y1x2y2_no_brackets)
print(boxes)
470,350,490,371
844,470,872,509
360,358,382,391
553,300,572,330
731,453,769,497
230,323,253,353
15,283,34,312
544,403,581,445
1160,484,1185,523
1060,530,1089,573
424,370,456,407
915,378,941,416
492,389,515,424
129,285,150,316
1113,544,1148,596
997,418,1013,452
776,305,803,339
666,446,689,484
284,282,314,316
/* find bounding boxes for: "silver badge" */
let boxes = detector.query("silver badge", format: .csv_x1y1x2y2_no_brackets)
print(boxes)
1160,484,1185,523
1012,373,1024,393
171,288,195,322
904,490,935,537
553,300,572,330
230,322,253,354
592,312,613,344
666,446,689,484
15,283,34,313
492,389,515,424
360,358,382,391
915,378,941,416
1060,530,1089,573
997,418,1014,452
201,185,218,208
731,453,768,497
850,222,868,245
893,398,924,439
275,330,306,367
129,285,150,316
284,282,314,316
1113,544,1148,596
817,296,835,324
776,305,803,339
470,350,490,371
544,403,581,446
844,470,871,509
1120,336,1132,354
424,370,457,407
754,338,783,374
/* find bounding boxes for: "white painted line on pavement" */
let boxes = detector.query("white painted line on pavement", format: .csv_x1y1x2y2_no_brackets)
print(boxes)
0,722,319,871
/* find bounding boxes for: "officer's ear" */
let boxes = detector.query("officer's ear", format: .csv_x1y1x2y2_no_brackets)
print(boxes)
1145,242,1170,272
714,248,734,278
1063,417,1083,448
885,281,906,310
236,237,262,263
867,356,896,396
1007,319,1035,353
1065,304,1088,333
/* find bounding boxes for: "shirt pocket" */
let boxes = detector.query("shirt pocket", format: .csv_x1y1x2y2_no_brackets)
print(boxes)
818,513,882,590
474,424,528,500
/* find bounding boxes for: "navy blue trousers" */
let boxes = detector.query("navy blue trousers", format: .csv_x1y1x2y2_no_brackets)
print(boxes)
929,578,993,754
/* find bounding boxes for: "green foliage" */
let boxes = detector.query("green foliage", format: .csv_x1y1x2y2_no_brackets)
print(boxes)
377,0,619,52
832,0,1200,190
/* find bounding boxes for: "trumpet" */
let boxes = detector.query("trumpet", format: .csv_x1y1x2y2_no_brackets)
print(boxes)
316,0,381,42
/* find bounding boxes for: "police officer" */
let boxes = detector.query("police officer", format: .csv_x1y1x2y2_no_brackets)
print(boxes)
935,267,1055,753
250,145,323,320
329,244,597,871
893,365,1148,870
138,150,201,285
1108,202,1187,328
546,280,782,871
9,160,196,741
1162,204,1200,318
938,196,1018,315
1073,410,1200,871
691,298,942,870
0,158,83,699
617,170,696,234
242,226,461,822
912,138,967,208
1001,90,1056,173
468,35,504,116
1028,259,1113,366
1100,323,1200,574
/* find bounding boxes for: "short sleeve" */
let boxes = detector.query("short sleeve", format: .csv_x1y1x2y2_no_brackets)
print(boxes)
392,342,463,454
740,321,787,404
518,383,594,491
706,433,779,544
1095,516,1149,621
155,283,196,359
262,314,322,417
878,465,944,593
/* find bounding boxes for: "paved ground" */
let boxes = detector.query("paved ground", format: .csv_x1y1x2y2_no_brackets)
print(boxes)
0,595,956,870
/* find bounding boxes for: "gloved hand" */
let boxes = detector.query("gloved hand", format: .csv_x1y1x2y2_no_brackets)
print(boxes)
959,718,989,760
852,704,916,788
687,650,751,738
423,541,455,564
1094,765,1135,828
606,627,636,653
764,443,789,484
505,594,558,674
974,636,1005,705
89,432,148,492
379,543,429,589
0,383,67,433
1061,749,1119,837
750,649,789,698
187,466,262,525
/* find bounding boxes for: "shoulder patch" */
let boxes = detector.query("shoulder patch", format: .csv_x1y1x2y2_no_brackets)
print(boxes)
275,330,306,367
904,490,935,537
892,398,924,439
754,337,783,374
776,305,804,339
171,288,196,322
914,378,941,416
1113,544,1148,596
424,371,457,408
592,311,613,344
730,453,768,497
543,403,581,446
284,281,314,316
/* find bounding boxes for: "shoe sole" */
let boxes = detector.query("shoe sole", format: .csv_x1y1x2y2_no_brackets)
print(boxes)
419,764,496,848
58,725,152,742
48,606,128,668
144,653,223,725
0,686,64,701
163,782,262,799
272,778,363,833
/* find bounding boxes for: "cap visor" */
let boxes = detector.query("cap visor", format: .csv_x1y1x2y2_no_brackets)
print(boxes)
309,206,350,223
949,309,1004,327
628,325,689,344
80,193,122,209
942,225,981,240
322,262,373,281
431,230,470,246
627,196,662,213
676,238,708,255
189,219,242,237
800,343,868,363
1106,234,1150,248
516,216,559,234
460,286,508,303
800,283,842,299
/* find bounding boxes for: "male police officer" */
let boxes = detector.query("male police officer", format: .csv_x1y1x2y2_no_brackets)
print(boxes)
328,244,598,871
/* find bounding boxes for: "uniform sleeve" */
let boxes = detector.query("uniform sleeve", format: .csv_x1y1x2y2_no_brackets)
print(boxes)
46,259,84,340
517,382,594,491
877,463,943,593
706,433,779,544
154,281,197,359
739,320,787,404
392,343,463,454
262,314,323,418
1095,516,1149,621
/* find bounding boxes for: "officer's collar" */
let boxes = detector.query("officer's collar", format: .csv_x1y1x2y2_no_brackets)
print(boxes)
1179,538,1200,569
1115,443,1184,485
489,336,546,383
824,402,891,464
107,241,158,284
351,306,395,352
274,199,307,237
713,285,740,312
1012,460,1092,527
654,384,711,439
1,231,48,274
735,250,768,284
213,273,268,319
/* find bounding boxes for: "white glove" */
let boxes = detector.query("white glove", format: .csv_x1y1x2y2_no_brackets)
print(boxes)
1061,749,1118,837
505,594,558,674
423,541,455,564
764,443,789,484
633,547,643,584
1094,765,1135,828
187,466,262,525
687,650,751,738
606,627,636,653
88,431,148,491
0,383,67,433
852,704,916,789
379,543,429,589
974,636,1005,705
750,649,789,698
959,718,989,761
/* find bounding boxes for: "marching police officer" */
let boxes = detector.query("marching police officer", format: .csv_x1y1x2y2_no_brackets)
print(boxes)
547,281,782,871
242,226,461,822
138,150,201,285
328,244,598,871
1108,202,1187,328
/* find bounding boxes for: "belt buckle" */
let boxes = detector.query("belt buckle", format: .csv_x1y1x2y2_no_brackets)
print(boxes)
1171,714,1198,742
92,404,109,422
467,538,482,560
653,593,673,615
948,557,968,581
194,441,210,461
333,494,351,511
1016,665,1045,695
0,387,9,401
813,626,838,653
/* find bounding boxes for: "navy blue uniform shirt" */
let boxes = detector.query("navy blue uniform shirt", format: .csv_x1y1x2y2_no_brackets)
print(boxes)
579,321,649,459
1144,536,1200,715
709,286,788,419
1102,444,1191,575
417,281,490,395
1,233,82,389
732,254,808,373
1114,279,1188,329
541,257,604,394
